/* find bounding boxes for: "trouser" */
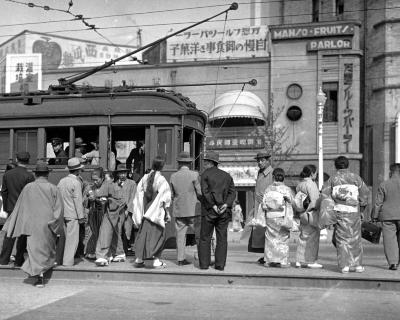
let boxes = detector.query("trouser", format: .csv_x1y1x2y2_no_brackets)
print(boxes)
381,220,400,265
175,216,200,261
198,213,230,269
63,219,80,266
96,212,124,260
0,235,26,266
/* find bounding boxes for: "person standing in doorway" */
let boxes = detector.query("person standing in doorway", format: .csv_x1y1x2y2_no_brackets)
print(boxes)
170,151,202,266
198,151,235,271
57,158,85,266
0,151,35,266
249,152,273,264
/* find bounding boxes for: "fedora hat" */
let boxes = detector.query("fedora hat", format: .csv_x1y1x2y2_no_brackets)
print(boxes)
203,151,220,164
115,164,129,172
66,157,84,171
33,162,51,173
254,152,271,160
177,151,193,163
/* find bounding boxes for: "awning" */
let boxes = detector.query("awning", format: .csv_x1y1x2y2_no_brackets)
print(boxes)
219,166,258,187
208,90,266,121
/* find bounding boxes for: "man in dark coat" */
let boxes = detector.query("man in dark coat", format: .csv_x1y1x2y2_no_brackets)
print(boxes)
198,151,235,271
0,151,35,266
126,141,145,180
48,137,68,165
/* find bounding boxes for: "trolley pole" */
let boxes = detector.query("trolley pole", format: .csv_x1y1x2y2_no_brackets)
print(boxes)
317,86,327,190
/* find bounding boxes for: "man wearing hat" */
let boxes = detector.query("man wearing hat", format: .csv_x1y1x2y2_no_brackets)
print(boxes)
5,162,63,287
95,164,136,265
57,157,85,266
198,151,235,271
49,138,68,165
170,151,202,266
0,151,35,266
249,152,273,264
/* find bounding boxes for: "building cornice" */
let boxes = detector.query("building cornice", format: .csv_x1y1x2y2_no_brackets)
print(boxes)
372,51,400,62
373,18,400,30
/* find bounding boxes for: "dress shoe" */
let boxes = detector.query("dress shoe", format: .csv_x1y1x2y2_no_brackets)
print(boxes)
257,257,265,264
199,266,209,270
34,275,45,288
215,266,224,271
177,259,191,266
389,264,398,270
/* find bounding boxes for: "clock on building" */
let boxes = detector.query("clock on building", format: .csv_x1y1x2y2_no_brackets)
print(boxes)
286,83,303,100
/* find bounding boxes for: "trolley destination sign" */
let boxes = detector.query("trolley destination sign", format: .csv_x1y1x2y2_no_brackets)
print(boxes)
270,23,355,40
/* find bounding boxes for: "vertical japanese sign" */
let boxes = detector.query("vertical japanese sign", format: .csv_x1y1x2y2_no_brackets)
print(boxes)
167,25,269,61
343,63,354,152
2,54,42,93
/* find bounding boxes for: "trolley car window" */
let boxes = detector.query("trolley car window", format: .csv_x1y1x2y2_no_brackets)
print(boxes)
15,130,37,163
0,130,10,164
157,128,173,166
45,127,69,165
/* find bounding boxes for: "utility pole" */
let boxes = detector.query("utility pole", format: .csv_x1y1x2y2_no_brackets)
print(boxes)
137,28,142,48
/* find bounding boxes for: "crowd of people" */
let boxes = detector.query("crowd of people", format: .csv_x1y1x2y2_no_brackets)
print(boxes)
0,147,399,288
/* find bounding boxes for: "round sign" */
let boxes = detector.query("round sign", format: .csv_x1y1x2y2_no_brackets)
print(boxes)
287,83,303,100
286,106,302,121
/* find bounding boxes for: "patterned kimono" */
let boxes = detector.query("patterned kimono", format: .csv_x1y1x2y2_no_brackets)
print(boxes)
263,182,294,265
295,178,321,264
321,169,369,269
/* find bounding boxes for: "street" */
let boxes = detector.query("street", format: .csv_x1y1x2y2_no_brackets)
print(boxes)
0,278,399,320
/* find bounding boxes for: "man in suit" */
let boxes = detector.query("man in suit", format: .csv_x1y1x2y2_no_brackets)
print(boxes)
57,157,85,266
0,151,35,266
170,151,202,266
48,137,68,165
373,163,400,270
249,152,273,264
198,151,235,271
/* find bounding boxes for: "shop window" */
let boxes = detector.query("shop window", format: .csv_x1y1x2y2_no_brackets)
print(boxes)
0,130,10,164
15,129,37,163
312,0,319,22
157,128,173,166
336,0,344,19
322,82,338,122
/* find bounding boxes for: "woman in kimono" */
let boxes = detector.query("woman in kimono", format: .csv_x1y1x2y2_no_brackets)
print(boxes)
83,167,108,259
263,168,294,268
295,165,322,269
232,200,243,232
133,156,171,268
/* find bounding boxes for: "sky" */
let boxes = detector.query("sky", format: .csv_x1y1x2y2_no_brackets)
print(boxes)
1,0,252,47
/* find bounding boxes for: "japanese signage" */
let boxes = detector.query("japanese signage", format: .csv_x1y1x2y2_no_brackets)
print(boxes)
270,23,355,41
0,32,137,71
307,38,352,51
167,25,269,62
0,54,42,93
219,166,259,186
206,136,265,150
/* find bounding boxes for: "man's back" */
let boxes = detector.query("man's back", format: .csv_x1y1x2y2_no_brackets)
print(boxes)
57,174,83,220
170,167,201,217
1,166,34,213
201,166,235,210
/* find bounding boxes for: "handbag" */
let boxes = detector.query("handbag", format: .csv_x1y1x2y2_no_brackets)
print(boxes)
361,221,381,244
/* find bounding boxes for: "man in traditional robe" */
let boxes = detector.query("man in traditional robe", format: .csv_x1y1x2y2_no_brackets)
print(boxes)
5,162,64,287
248,152,273,264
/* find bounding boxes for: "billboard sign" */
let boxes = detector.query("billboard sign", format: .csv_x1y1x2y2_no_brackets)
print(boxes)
167,25,269,62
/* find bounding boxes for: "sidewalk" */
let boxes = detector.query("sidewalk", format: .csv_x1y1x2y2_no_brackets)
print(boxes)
0,229,399,290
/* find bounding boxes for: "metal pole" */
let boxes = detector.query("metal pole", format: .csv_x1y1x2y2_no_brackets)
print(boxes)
317,86,327,190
